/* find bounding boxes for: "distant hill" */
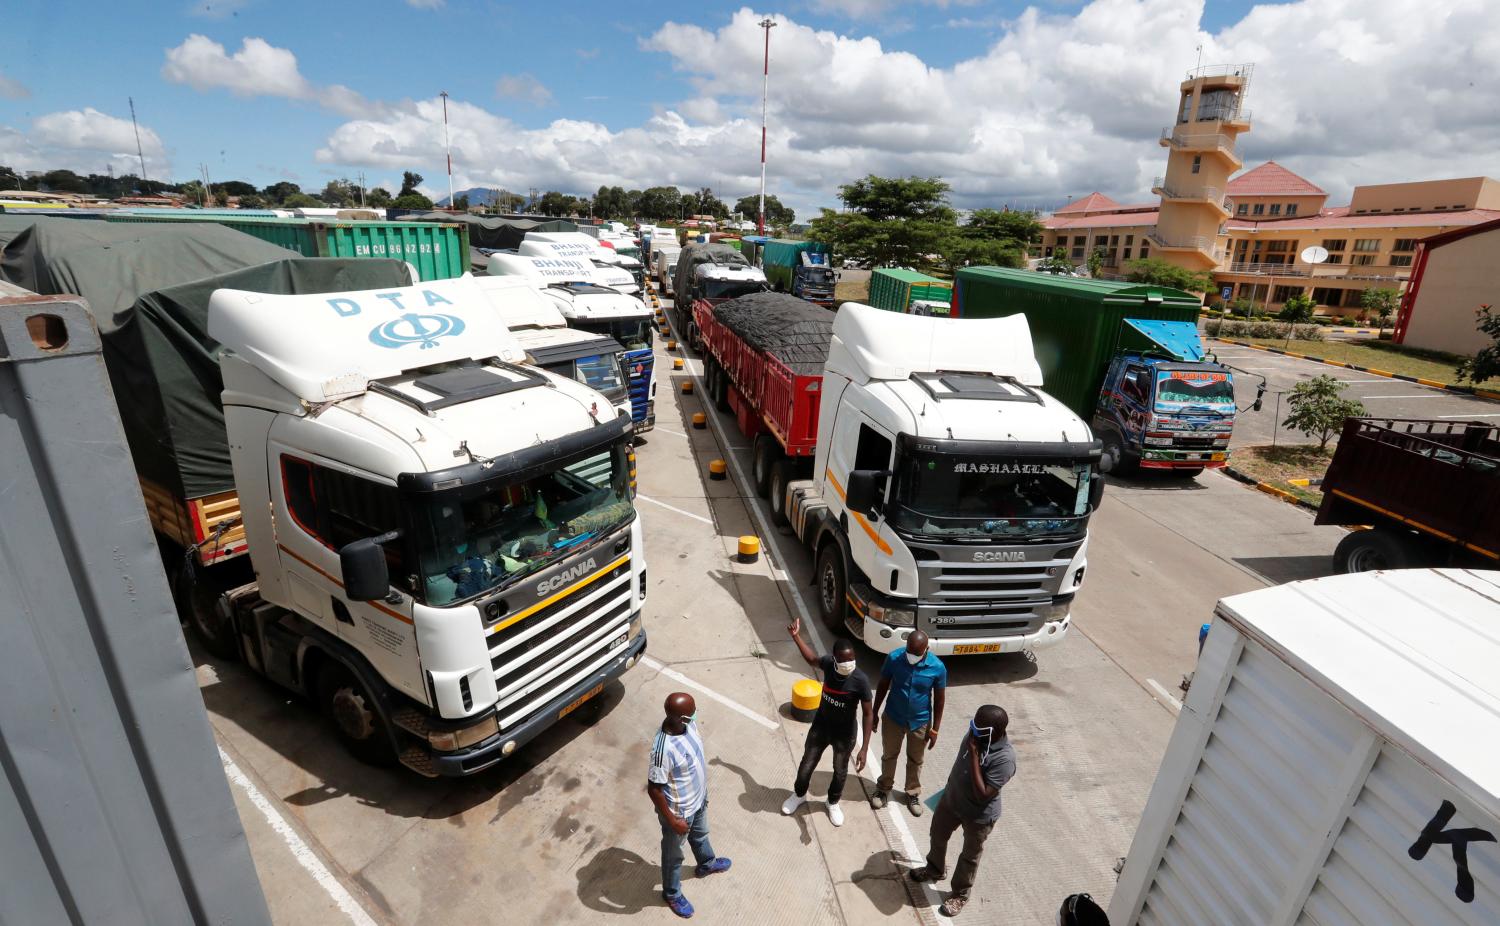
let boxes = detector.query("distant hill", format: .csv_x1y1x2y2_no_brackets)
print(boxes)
436,187,506,208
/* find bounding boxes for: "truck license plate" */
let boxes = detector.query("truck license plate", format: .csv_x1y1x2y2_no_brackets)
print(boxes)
953,643,1002,655
1186,453,1203,460
559,683,605,719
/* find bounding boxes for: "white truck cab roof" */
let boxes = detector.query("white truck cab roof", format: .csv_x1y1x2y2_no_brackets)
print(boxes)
485,251,637,293
522,232,641,270
697,264,766,284
542,282,652,321
470,272,567,329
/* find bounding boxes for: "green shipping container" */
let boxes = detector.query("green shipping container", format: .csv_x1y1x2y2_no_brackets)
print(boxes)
102,214,468,281
953,266,1202,419
867,267,953,314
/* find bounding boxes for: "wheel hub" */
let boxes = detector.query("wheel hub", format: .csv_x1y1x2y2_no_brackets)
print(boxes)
330,687,376,740
821,565,837,611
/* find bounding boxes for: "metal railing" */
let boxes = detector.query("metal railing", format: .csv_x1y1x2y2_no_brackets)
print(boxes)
1159,129,1241,158
1187,63,1254,81
1222,261,1411,282
1152,178,1231,210
1146,233,1224,262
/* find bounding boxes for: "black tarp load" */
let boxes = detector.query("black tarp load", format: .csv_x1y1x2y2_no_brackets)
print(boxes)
0,218,411,498
673,242,748,300
712,292,834,376
395,212,579,269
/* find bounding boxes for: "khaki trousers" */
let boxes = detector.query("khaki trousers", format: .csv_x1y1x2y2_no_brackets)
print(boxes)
876,718,928,798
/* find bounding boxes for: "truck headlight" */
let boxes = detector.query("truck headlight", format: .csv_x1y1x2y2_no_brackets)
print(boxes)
866,601,916,627
1041,598,1073,621
428,712,499,752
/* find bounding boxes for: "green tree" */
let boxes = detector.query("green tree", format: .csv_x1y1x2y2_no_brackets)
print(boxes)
320,179,355,206
282,192,324,208
218,180,258,198
391,192,434,210
1360,287,1400,334
453,193,470,211
638,186,683,223
1457,304,1500,384
1282,375,1366,452
938,236,1024,275
213,187,230,208
1124,257,1215,293
180,179,207,206
1037,254,1075,274
1086,248,1105,278
261,181,302,204
1278,292,1316,324
687,187,727,219
236,193,267,210
40,169,90,194
809,175,956,272
536,190,572,215
733,194,795,228
398,171,424,197
0,164,21,189
366,187,392,208
965,208,1042,248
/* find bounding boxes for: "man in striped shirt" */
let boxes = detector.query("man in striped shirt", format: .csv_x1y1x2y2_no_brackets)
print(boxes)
648,692,732,918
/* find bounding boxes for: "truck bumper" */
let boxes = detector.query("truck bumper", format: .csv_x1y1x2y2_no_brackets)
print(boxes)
423,631,647,777
1139,449,1227,468
856,612,1070,657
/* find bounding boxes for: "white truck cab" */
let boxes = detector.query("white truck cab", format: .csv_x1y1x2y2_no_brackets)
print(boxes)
519,232,643,293
207,276,647,775
789,305,1101,657
484,250,637,294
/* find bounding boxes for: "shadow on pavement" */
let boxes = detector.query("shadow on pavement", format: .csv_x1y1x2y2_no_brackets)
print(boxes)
575,846,658,915
1234,554,1334,585
852,850,918,916
945,650,1040,687
1105,471,1212,492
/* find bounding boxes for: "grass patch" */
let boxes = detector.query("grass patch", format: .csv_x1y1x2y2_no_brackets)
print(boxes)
1221,337,1471,386
1229,444,1331,506
834,277,869,307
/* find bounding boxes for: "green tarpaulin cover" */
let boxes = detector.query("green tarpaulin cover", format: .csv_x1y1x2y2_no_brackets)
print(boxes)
1,218,411,498
397,212,577,252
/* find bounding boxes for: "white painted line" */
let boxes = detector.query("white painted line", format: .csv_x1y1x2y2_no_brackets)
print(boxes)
1146,679,1183,716
636,493,715,526
1333,379,1390,384
652,425,688,438
1437,413,1500,418
218,747,378,926
640,655,779,731
1357,394,1445,400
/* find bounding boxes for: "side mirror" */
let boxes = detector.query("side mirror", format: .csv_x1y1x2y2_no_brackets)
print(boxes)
1089,470,1106,511
1252,381,1267,412
844,469,886,520
340,530,401,602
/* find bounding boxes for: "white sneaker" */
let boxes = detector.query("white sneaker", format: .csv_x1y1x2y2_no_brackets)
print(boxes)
827,803,845,827
781,794,806,815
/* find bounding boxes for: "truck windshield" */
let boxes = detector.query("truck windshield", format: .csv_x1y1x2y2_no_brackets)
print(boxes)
805,268,835,286
890,451,1093,540
542,353,627,398
574,318,653,351
411,443,634,606
1154,369,1234,412
704,280,764,300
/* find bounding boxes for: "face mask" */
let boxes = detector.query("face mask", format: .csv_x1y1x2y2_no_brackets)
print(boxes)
970,720,994,760
905,651,922,665
834,660,856,676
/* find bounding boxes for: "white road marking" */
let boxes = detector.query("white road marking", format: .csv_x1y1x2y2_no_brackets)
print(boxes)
652,425,688,438
1438,413,1500,418
1357,394,1445,400
1333,379,1390,384
640,655,779,730
218,747,378,926
636,493,714,525
1146,679,1183,715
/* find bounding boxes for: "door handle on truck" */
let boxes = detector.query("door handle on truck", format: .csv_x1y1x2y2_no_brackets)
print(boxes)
332,599,355,625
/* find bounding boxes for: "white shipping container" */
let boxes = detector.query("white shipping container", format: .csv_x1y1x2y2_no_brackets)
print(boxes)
1110,569,1500,926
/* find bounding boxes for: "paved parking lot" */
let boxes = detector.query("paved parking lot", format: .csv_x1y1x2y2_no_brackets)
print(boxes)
210,296,1353,925
1212,341,1499,448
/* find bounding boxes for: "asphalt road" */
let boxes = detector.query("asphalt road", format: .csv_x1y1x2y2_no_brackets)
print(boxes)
1211,341,1500,448
208,294,1351,926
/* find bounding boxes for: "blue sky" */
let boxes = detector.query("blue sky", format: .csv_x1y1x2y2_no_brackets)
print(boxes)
3,1,1492,216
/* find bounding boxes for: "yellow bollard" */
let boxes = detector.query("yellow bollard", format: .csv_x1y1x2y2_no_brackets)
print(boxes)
790,679,822,722
707,458,727,480
737,535,760,564
673,358,684,370
691,412,706,430
681,380,694,394
667,339,678,351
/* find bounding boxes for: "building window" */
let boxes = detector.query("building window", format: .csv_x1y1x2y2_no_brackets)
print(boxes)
1110,235,1119,246
1074,236,1087,246
1265,240,1292,253
1270,203,1282,215
1322,239,1346,253
1311,288,1339,305
1252,203,1265,215
1273,285,1302,303
1140,245,1149,259
1191,155,1202,175
1351,254,1377,266
1390,255,1414,267
1122,248,1132,260
1071,246,1084,259
1125,234,1134,245
1353,239,1380,252
1237,203,1248,215
1324,255,1343,264
1393,238,1416,251
1286,204,1298,216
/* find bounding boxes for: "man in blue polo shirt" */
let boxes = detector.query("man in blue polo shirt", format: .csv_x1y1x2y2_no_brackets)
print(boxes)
870,630,947,815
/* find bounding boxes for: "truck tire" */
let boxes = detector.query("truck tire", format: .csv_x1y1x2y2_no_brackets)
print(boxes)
315,661,397,767
769,459,793,526
1100,434,1135,476
815,542,848,635
174,556,243,660
752,435,779,499
1333,528,1418,574
712,364,732,413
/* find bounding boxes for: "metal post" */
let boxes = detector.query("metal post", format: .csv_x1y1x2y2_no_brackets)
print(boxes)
1272,391,1283,449
129,97,149,185
757,17,777,236
440,90,454,210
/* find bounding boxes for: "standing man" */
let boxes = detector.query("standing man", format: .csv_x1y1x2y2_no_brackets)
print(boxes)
781,618,874,826
870,630,946,815
910,705,1016,918
647,692,732,919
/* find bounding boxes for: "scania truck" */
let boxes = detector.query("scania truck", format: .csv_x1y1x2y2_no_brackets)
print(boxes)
485,253,657,432
520,231,644,292
202,276,648,776
697,293,1102,657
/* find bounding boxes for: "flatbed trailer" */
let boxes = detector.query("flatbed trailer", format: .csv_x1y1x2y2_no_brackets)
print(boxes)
1317,416,1500,573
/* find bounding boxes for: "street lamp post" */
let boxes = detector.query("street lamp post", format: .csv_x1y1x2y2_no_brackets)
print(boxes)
757,17,777,236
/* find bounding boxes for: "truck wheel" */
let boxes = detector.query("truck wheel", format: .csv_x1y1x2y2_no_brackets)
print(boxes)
769,460,792,526
752,435,778,498
1333,528,1416,574
712,365,732,413
315,662,397,766
174,558,242,660
1101,436,1134,476
815,543,848,635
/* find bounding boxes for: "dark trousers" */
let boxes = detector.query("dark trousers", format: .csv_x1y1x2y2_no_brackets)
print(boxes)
926,793,995,897
793,725,855,804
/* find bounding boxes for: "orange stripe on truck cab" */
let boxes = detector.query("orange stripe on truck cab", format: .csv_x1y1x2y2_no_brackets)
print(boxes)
825,471,893,556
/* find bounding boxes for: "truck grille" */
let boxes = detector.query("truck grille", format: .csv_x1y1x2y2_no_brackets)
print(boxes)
927,603,1041,638
930,565,1050,598
488,557,634,730
916,546,1079,638
625,348,654,424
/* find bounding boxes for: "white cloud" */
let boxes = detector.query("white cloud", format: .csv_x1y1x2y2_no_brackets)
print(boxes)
162,34,376,117
0,71,29,99
308,0,1500,217
494,73,553,106
406,0,444,7
1,108,170,177
810,0,980,15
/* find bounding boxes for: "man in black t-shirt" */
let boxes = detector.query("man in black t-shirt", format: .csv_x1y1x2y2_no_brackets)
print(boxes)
782,618,874,827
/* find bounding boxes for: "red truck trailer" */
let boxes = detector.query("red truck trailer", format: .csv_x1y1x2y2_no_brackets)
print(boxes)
1317,417,1500,572
695,293,827,511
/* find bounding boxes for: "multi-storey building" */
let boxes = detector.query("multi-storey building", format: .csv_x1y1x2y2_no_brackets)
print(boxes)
1039,65,1500,315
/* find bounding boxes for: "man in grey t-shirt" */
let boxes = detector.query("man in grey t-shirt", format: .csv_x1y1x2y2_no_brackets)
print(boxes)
909,704,1016,918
